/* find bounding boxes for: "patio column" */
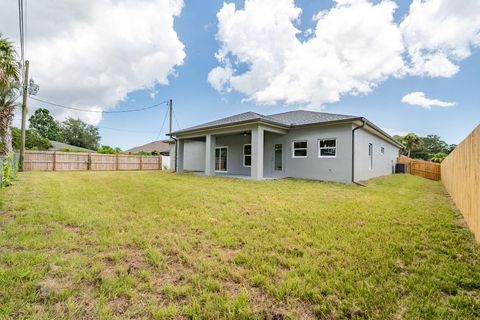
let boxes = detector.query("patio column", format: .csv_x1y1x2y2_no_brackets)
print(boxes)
205,134,216,175
177,139,184,173
251,126,264,180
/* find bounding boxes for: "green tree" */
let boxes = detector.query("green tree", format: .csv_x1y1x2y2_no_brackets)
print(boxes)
28,108,61,141
12,127,52,151
394,133,455,162
0,36,20,155
395,133,421,157
0,35,19,92
60,118,100,150
430,152,448,163
97,145,120,154
411,135,448,160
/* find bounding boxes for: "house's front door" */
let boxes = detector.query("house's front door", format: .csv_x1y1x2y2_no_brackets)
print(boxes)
274,143,283,171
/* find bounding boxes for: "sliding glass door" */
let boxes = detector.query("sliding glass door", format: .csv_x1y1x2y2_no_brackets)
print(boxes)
215,147,228,172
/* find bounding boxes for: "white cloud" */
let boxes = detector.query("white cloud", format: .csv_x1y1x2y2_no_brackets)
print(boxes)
1,0,185,125
209,0,480,108
401,92,456,109
209,0,404,108
401,0,480,77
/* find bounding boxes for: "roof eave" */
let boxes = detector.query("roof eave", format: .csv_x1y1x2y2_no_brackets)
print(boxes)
362,119,404,149
170,118,289,137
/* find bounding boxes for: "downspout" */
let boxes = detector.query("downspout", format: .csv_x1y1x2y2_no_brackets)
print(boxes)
352,119,366,185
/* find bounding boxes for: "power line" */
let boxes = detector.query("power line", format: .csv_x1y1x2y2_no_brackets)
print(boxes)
155,109,169,140
24,0,28,60
97,126,158,134
29,96,169,113
18,0,25,74
173,110,181,129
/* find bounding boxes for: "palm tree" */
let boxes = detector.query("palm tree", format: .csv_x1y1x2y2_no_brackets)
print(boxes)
0,89,18,154
0,36,20,91
403,133,421,157
0,36,20,155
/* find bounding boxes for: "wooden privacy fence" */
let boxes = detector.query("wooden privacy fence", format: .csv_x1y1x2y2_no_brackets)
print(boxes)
397,155,441,181
23,151,162,171
441,125,480,242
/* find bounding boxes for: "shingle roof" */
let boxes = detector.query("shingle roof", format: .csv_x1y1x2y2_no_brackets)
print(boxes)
49,140,95,152
125,140,170,154
266,110,358,126
172,110,359,134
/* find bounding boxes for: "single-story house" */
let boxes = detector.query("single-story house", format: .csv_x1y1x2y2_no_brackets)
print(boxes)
169,110,403,183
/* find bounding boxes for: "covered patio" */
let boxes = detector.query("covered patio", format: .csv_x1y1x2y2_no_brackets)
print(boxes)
175,123,287,180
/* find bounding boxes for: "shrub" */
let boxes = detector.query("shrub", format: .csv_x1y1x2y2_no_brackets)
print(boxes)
1,152,17,187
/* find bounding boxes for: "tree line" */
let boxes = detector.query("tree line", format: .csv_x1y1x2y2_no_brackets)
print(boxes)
11,108,101,151
393,133,456,163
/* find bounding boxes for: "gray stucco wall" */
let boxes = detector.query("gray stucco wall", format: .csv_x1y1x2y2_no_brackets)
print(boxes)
263,123,354,182
215,134,251,175
184,141,206,171
353,128,399,181
172,122,399,183
169,141,206,171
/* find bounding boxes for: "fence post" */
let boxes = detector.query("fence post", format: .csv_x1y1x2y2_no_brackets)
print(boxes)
139,156,143,170
115,154,119,171
53,151,56,171
158,156,161,170
87,153,91,170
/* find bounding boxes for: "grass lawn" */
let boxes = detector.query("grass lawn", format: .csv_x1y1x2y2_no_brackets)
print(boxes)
1,172,480,319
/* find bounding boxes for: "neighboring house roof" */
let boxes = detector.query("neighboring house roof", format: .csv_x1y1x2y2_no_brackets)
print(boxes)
125,140,170,154
171,110,403,149
49,141,95,152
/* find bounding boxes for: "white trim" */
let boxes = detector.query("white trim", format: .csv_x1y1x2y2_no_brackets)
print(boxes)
292,140,308,158
243,144,251,167
318,138,337,158
215,146,228,172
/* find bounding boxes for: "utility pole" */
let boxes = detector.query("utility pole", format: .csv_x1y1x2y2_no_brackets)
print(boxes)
19,60,29,171
169,99,173,135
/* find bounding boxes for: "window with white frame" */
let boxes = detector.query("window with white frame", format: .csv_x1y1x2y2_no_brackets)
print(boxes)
318,138,336,157
243,144,251,167
381,147,385,154
292,141,308,158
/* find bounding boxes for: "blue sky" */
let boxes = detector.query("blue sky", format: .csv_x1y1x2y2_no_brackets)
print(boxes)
2,0,479,150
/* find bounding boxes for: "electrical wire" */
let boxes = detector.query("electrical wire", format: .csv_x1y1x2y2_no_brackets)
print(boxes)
173,110,181,130
29,96,169,113
18,0,25,79
97,126,158,134
24,0,27,60
154,109,169,141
